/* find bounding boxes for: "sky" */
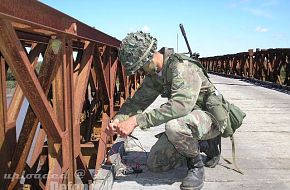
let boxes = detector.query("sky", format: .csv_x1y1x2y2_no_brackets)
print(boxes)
40,0,290,57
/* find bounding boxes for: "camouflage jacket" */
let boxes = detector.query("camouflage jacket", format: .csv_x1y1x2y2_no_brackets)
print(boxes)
114,53,215,129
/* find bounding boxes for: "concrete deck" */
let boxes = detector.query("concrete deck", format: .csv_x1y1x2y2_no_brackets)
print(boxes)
111,74,290,190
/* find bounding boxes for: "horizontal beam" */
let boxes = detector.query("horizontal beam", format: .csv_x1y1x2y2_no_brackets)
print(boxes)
200,48,290,60
0,0,120,47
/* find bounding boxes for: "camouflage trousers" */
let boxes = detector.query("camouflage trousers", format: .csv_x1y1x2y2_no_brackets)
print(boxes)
147,110,221,172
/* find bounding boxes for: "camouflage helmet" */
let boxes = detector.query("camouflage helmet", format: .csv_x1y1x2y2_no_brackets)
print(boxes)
119,31,157,75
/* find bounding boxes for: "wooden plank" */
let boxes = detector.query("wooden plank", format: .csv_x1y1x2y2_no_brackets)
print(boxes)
0,19,62,141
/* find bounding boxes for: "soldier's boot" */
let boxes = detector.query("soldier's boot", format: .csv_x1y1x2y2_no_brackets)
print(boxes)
180,155,204,190
204,153,220,168
199,135,221,168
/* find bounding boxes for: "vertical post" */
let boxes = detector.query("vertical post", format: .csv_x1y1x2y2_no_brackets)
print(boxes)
66,39,76,184
46,37,67,188
0,55,8,187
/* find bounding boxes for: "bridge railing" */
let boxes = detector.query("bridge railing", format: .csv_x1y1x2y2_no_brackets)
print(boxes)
0,1,143,189
200,48,290,89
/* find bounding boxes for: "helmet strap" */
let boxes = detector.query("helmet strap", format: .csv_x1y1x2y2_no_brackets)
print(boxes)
142,60,158,75
135,39,155,66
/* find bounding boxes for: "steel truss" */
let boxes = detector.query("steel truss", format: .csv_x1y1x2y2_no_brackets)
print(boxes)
0,1,143,189
200,48,290,89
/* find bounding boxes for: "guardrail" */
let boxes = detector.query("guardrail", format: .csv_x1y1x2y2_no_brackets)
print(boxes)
200,48,290,90
0,1,143,189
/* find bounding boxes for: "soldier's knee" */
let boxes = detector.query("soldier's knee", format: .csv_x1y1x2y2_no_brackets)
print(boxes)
165,119,180,143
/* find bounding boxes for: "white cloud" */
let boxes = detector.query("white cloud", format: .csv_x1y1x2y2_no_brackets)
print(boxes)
255,26,269,32
142,25,150,32
243,7,272,18
126,25,150,33
227,0,250,8
228,0,275,18
262,0,278,7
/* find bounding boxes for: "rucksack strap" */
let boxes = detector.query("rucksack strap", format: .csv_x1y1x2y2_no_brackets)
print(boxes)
175,53,209,78
221,135,244,175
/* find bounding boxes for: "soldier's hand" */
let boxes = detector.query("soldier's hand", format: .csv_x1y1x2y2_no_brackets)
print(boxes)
105,119,119,136
116,116,138,138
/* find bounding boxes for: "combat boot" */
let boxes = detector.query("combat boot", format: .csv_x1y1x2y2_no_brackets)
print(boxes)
180,155,204,190
204,154,220,168
199,135,221,168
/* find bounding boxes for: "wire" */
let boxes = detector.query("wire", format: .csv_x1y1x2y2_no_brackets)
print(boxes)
98,135,147,189
130,137,148,162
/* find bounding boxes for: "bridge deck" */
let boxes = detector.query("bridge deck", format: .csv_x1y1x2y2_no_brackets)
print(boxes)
111,74,290,190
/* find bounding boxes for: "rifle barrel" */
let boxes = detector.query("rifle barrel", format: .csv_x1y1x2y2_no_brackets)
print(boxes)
179,24,193,57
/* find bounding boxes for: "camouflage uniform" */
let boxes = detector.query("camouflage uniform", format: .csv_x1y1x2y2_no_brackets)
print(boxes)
114,51,221,172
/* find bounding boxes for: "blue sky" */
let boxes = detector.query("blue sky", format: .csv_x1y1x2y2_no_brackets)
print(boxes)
41,0,290,57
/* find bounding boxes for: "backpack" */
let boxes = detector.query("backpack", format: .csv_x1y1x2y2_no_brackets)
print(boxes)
204,92,246,138
222,99,246,138
204,92,246,174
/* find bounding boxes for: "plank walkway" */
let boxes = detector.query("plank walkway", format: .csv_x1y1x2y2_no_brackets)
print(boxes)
111,74,290,190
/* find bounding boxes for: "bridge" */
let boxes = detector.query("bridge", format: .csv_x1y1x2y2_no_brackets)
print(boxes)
111,74,290,190
0,1,289,190
0,1,143,189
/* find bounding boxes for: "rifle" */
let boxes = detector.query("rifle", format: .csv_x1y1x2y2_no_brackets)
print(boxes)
179,24,199,60
179,24,208,78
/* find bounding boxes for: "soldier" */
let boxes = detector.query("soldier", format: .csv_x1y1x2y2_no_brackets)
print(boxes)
105,31,222,190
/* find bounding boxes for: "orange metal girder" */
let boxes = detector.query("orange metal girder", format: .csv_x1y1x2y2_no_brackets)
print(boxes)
0,19,63,141
6,38,64,190
0,55,9,187
0,0,120,47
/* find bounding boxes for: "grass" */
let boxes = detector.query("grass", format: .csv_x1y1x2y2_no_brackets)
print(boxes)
6,80,16,89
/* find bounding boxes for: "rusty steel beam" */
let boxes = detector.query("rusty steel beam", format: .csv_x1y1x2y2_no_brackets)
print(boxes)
73,42,95,125
62,39,77,184
200,48,290,88
76,154,93,184
94,48,110,103
0,0,120,47
0,19,63,141
6,38,64,190
52,39,70,182
73,42,95,159
7,43,46,124
0,1,145,188
28,128,47,168
95,111,110,172
0,55,9,186
46,143,63,187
